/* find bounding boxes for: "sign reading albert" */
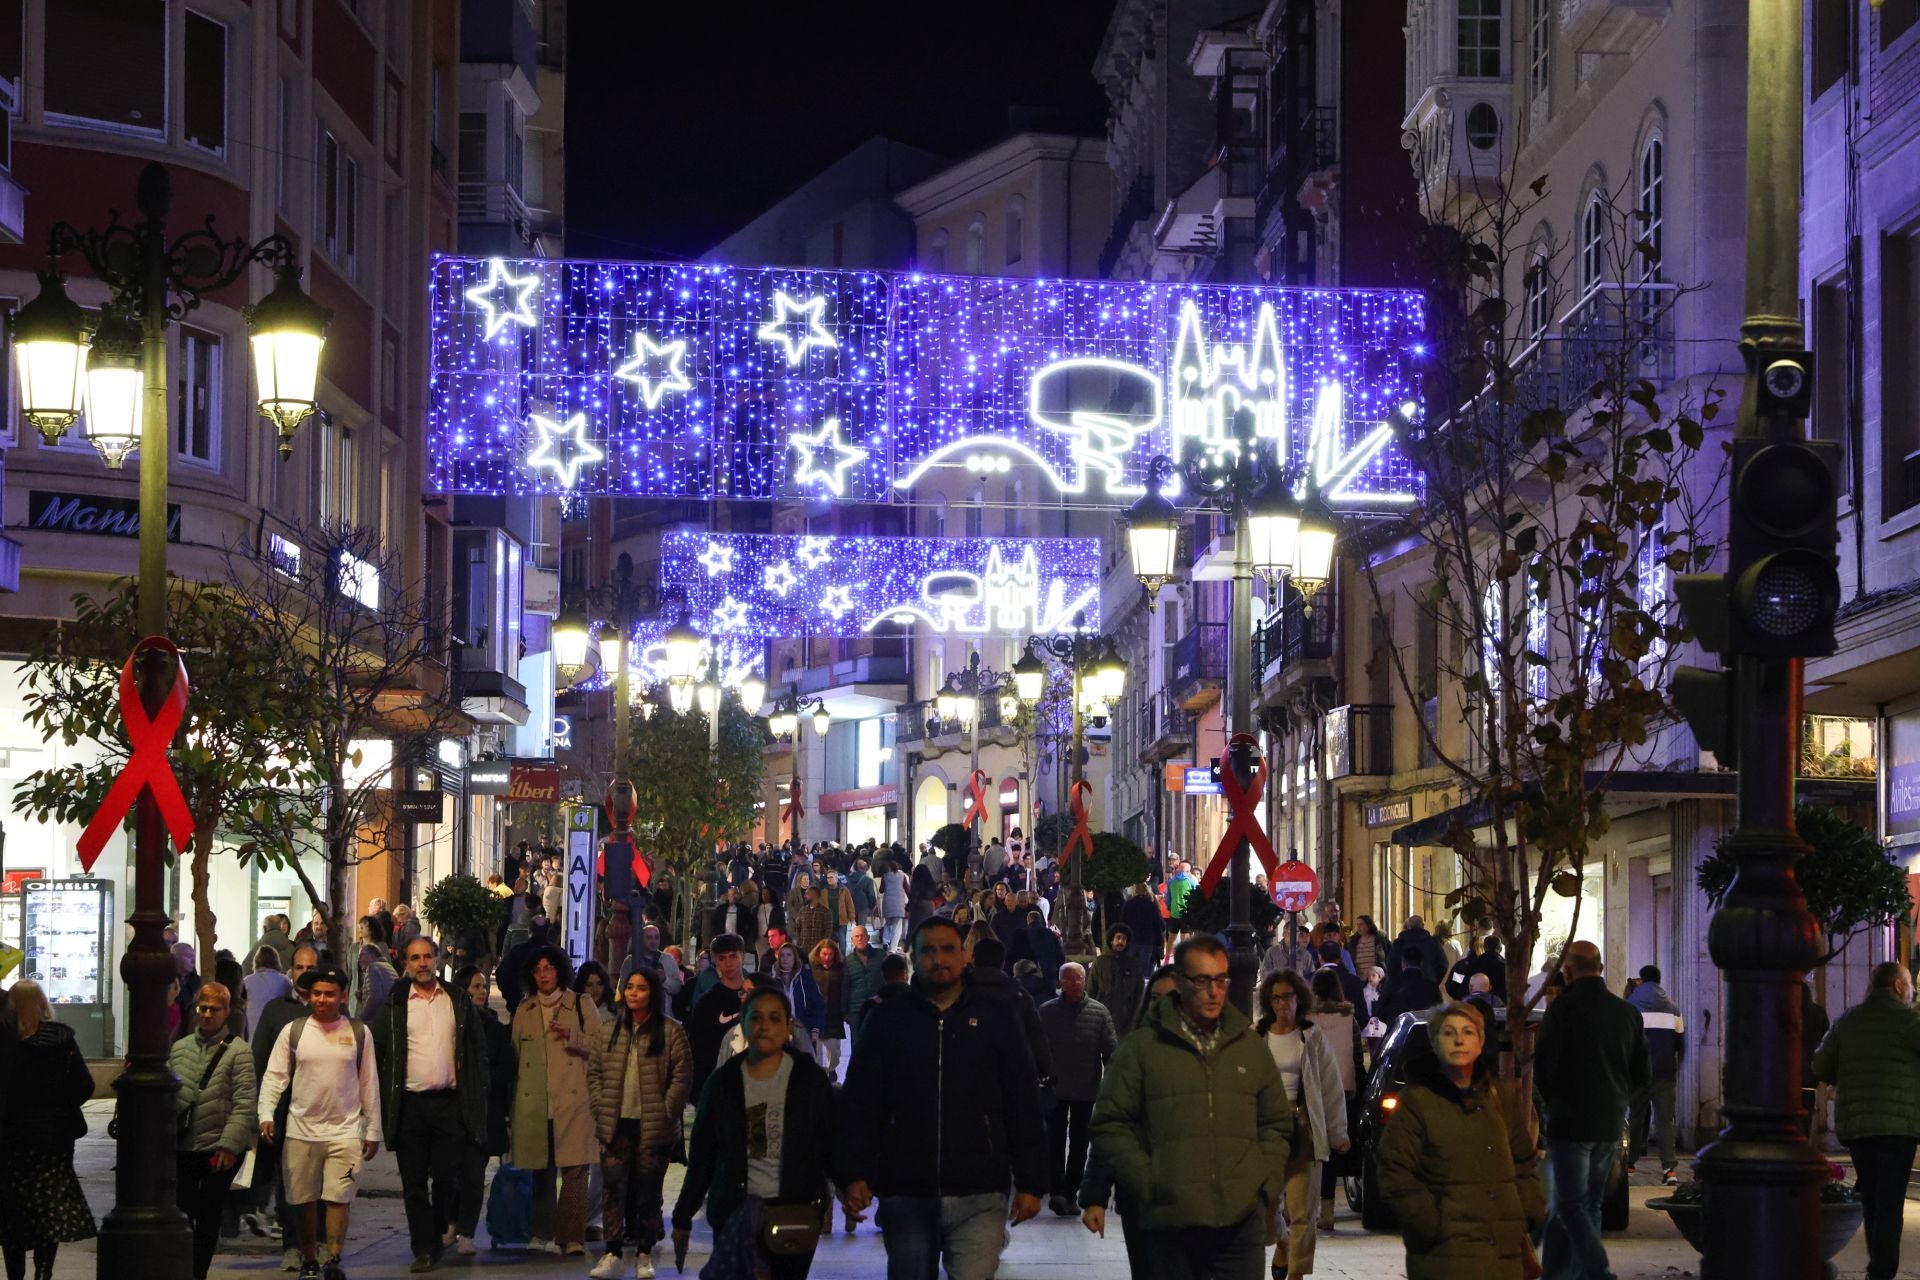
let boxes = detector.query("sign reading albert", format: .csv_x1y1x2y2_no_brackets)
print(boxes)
430,258,1427,509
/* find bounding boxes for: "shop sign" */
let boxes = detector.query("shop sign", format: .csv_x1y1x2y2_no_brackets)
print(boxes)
507,763,563,803
1,868,45,895
466,762,511,794
820,784,898,814
28,489,181,541
390,790,443,823
1890,712,1920,844
1365,798,1413,828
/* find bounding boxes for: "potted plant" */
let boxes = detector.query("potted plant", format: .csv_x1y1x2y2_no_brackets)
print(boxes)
1649,1164,1862,1260
421,873,509,970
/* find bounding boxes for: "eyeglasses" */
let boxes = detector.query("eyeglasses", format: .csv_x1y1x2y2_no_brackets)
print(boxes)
1180,973,1232,991
194,1004,226,1013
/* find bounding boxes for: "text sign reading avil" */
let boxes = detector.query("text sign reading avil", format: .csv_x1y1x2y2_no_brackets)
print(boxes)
430,258,1426,509
659,532,1101,639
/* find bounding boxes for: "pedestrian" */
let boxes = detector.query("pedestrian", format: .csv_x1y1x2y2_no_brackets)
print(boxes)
1809,960,1920,1280
1,982,98,1280
1373,950,1444,1032
880,861,909,951
252,914,299,975
705,889,760,958
1038,963,1119,1219
623,926,685,1005
250,944,321,1265
968,936,1053,1080
1014,910,1066,998
1088,923,1147,1034
257,967,384,1280
246,948,295,1038
790,888,831,962
371,938,492,1271
670,987,836,1280
687,934,753,1096
839,917,1049,1279
1164,861,1198,928
354,942,399,1022
1387,916,1446,985
1078,965,1180,1280
841,926,887,1042
171,980,258,1280
455,965,516,1219
1348,917,1383,986
1120,884,1165,968
1535,941,1648,1280
1625,964,1685,1185
1256,970,1349,1278
906,862,939,937
808,939,847,1077
1376,1002,1544,1279
574,961,617,1017
1307,968,1363,1231
510,945,604,1256
588,968,692,1280
1089,937,1293,1280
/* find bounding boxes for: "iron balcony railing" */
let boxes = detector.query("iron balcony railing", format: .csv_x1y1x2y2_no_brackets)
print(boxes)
1137,689,1196,759
1170,623,1228,699
1326,703,1393,778
1255,587,1334,677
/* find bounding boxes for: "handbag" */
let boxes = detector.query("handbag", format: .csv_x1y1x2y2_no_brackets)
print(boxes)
231,1148,257,1191
760,1202,822,1257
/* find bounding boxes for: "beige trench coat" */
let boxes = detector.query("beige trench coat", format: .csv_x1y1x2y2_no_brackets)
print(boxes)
511,990,604,1169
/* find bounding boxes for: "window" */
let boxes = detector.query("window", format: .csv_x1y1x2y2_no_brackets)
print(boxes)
1811,276,1849,451
1524,578,1549,706
45,0,166,136
431,68,443,155
1881,0,1918,49
1003,199,1025,267
381,332,400,415
184,11,227,154
1481,577,1505,727
965,219,985,274
1457,0,1502,77
174,326,219,463
277,78,295,212
1636,522,1669,672
384,79,402,168
1637,136,1664,284
925,231,948,273
1881,229,1920,516
1525,232,1553,339
502,99,524,195
319,128,360,273
458,111,486,183
1529,0,1552,98
1811,0,1848,97
0,296,15,448
1580,194,1607,295
857,718,885,788
965,486,984,537
0,0,23,88
1465,102,1500,150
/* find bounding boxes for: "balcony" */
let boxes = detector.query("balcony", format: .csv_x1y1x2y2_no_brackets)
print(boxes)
1558,281,1678,394
1255,587,1334,688
1154,164,1256,256
1326,704,1393,778
461,0,538,85
1402,82,1514,209
893,695,1010,751
1138,689,1195,761
1170,623,1228,711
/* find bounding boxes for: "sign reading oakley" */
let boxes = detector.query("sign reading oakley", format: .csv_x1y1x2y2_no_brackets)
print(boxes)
29,490,181,541
430,259,1427,509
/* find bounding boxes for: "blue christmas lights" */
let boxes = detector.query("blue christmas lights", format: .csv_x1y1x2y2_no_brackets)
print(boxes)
429,258,1428,508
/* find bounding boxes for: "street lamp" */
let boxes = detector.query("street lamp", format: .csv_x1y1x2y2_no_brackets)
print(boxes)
245,265,333,456
8,161,330,1280
554,553,654,781
766,691,829,849
552,607,595,686
1123,408,1336,1011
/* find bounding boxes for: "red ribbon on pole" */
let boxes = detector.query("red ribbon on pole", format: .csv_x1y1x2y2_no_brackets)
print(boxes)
1062,779,1095,863
77,636,196,873
962,768,990,829
783,769,805,831
1198,733,1279,898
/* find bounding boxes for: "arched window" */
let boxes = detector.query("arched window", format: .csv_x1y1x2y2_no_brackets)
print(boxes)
925,230,949,274
1529,0,1552,99
1580,193,1607,295
1525,227,1554,339
1637,134,1664,284
965,218,986,274
1457,0,1503,77
1003,198,1025,267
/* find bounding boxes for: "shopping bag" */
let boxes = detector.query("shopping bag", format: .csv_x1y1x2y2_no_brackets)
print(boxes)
485,1163,534,1247
231,1148,257,1191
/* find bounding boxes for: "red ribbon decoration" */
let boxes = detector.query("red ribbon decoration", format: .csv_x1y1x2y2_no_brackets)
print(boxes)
962,768,990,829
77,636,196,873
782,769,805,831
1198,733,1279,898
1062,779,1095,863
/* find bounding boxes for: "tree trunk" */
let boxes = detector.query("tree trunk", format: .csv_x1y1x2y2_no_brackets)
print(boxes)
325,777,352,965
191,822,218,976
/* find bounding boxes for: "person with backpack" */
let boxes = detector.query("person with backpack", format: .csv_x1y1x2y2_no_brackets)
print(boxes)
171,980,258,1280
257,968,383,1280
510,946,603,1256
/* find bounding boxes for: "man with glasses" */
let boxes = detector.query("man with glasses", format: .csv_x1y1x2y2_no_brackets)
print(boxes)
1091,936,1292,1280
171,982,258,1280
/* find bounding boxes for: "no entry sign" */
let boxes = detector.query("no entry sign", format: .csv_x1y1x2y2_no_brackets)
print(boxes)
1271,859,1320,913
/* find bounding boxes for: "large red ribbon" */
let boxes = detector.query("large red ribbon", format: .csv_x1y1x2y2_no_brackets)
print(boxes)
1062,779,1095,863
783,769,805,829
77,636,196,872
962,768,990,830
1198,733,1279,897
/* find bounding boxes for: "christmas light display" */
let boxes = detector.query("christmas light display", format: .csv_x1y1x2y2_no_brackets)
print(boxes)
657,531,1101,640
524,411,604,489
429,258,1426,507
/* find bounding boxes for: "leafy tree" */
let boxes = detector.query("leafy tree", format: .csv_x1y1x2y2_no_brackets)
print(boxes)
1699,805,1910,964
422,872,509,969
12,580,318,965
1086,832,1151,945
930,822,970,867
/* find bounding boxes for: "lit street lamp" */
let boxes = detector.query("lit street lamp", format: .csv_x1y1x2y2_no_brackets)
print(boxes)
553,552,654,778
1123,413,1334,1012
9,161,329,1280
766,690,829,848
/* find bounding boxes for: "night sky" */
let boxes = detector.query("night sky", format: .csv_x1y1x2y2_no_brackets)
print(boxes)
564,4,1114,263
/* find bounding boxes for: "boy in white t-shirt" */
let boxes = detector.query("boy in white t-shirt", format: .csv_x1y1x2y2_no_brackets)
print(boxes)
259,968,383,1280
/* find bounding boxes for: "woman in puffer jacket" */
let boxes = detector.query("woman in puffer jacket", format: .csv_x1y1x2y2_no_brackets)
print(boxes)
1376,1002,1544,1280
587,966,692,1279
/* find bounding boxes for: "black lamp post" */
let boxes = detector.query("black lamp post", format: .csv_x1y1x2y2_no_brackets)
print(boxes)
767,692,829,850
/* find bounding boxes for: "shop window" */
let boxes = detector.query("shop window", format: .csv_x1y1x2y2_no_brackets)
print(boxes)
174,326,219,464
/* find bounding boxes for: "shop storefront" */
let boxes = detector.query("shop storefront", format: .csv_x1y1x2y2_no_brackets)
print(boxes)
822,784,898,848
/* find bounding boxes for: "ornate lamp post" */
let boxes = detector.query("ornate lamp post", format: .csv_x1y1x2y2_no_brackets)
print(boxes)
552,552,654,777
939,651,1012,889
9,161,329,1280
767,691,829,848
1122,411,1335,1012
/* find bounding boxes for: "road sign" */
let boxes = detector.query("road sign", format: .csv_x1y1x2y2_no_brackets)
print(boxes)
1270,858,1320,913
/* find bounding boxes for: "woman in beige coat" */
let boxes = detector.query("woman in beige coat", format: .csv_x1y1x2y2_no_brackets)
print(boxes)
511,945,604,1256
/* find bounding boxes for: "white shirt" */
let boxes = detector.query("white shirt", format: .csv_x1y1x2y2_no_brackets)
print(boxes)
405,982,457,1091
259,1016,384,1144
1267,1028,1305,1103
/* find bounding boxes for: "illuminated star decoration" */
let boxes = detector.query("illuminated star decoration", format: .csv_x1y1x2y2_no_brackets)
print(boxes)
697,540,735,578
464,258,542,340
820,585,856,621
524,411,605,489
712,596,751,631
789,418,869,495
613,331,693,409
763,561,798,597
756,290,838,366
796,536,834,569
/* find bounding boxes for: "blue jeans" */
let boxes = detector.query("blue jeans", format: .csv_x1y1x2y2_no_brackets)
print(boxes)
1542,1138,1615,1280
876,1193,1009,1280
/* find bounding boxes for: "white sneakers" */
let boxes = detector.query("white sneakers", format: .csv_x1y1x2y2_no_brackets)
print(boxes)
588,1252,625,1279
633,1255,655,1279
527,1238,560,1255
454,1236,477,1257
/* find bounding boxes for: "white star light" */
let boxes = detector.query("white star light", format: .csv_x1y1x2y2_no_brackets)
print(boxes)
756,290,838,365
796,536,834,569
614,332,692,409
697,541,735,577
712,596,751,631
789,418,869,495
464,258,542,340
763,561,798,597
524,412,604,489
820,585,856,621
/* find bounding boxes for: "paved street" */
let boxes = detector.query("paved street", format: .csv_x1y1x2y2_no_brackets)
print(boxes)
50,1101,1905,1280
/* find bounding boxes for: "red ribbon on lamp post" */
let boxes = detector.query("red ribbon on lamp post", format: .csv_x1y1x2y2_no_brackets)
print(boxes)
1198,733,1279,897
76,637,196,873
961,768,990,829
1062,779,1095,863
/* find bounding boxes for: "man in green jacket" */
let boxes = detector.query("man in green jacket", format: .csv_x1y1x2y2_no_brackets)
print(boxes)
1810,961,1920,1280
1090,936,1292,1280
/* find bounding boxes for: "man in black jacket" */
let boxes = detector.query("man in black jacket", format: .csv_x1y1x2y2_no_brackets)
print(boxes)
1372,951,1443,1032
1535,941,1650,1280
841,918,1048,1279
969,936,1054,1079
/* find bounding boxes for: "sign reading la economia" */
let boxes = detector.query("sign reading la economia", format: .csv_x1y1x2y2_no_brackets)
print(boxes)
430,258,1426,509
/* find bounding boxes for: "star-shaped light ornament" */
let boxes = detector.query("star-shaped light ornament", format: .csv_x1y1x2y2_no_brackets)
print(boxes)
796,536,834,569
712,596,752,632
614,332,692,409
788,418,869,496
757,290,838,366
821,585,856,621
697,541,735,578
524,412,605,489
464,258,542,340
763,561,799,597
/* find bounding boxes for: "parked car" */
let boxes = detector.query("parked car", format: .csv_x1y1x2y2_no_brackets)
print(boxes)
1349,1006,1629,1233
